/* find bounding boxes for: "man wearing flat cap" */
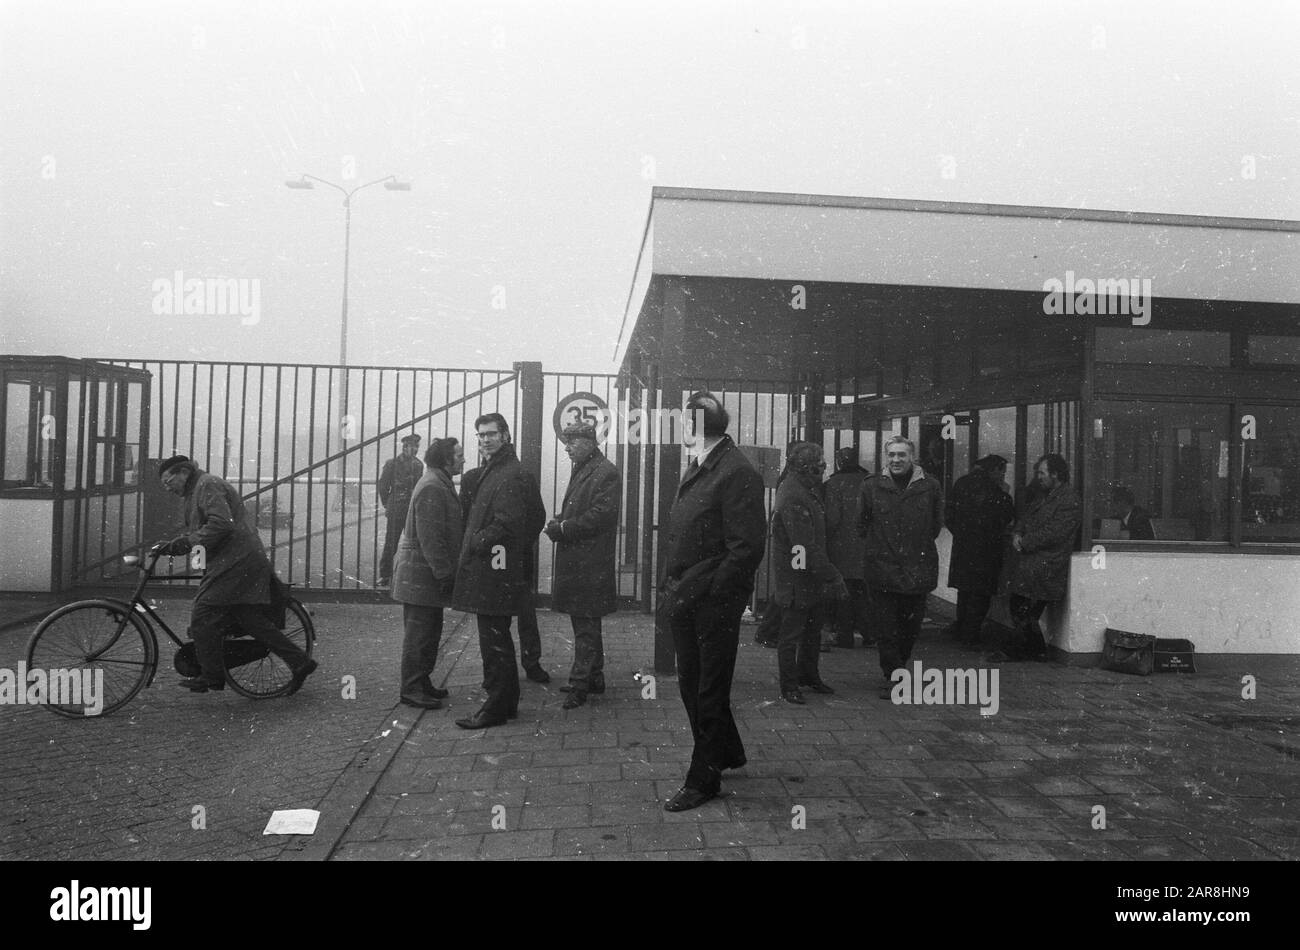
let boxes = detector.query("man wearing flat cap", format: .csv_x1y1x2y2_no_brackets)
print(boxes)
378,433,425,587
156,455,317,693
944,454,1015,646
545,422,621,709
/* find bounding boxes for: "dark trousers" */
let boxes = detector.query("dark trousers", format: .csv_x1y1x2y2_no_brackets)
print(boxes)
671,590,748,792
777,604,823,692
516,590,543,671
833,579,874,643
756,603,781,643
567,615,605,691
191,602,310,684
379,502,408,582
475,614,519,719
1008,594,1049,656
954,589,993,642
400,603,444,701
872,590,928,678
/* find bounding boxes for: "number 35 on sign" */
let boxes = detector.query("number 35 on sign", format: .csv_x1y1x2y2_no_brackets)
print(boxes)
552,391,611,442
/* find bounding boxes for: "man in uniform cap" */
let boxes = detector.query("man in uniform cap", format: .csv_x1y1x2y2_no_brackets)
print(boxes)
378,433,424,586
545,421,621,709
155,454,317,693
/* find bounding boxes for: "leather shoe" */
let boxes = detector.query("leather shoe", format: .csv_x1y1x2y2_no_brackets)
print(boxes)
878,682,895,700
455,712,509,730
781,688,806,705
800,680,835,694
559,682,605,694
178,677,224,692
723,755,747,770
524,667,551,684
561,690,588,710
427,686,449,700
819,641,833,653
663,787,717,812
400,695,442,709
286,658,318,695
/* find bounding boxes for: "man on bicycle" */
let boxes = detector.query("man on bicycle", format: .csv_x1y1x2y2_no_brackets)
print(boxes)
156,455,317,694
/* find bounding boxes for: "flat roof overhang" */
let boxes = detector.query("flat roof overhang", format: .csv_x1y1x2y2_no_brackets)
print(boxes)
615,187,1300,374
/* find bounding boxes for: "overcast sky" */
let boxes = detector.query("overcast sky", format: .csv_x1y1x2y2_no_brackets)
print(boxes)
2,0,1296,374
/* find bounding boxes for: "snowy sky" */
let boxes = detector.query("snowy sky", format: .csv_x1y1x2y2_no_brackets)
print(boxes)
1,0,1297,373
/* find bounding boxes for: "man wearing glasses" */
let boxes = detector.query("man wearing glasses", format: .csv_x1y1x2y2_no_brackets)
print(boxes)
450,414,535,728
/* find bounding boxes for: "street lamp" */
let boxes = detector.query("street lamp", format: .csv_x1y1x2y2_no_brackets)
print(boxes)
284,172,412,411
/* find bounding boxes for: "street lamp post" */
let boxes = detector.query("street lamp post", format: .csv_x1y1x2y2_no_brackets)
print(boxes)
285,173,412,411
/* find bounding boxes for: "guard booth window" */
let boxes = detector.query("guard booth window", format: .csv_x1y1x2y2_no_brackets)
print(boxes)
3,374,58,489
88,378,143,489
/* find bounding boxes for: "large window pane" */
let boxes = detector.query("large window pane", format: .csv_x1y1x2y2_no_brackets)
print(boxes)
5,382,32,483
1095,329,1230,366
978,406,1017,471
1242,405,1300,543
1091,401,1230,542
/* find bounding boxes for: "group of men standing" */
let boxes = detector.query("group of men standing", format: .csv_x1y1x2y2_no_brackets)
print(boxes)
657,396,1081,811
388,414,620,728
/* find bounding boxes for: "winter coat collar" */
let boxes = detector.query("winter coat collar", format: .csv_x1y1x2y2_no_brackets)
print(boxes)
879,464,928,492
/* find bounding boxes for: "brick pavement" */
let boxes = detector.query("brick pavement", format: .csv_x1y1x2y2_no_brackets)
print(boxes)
3,597,1297,861
321,608,1300,862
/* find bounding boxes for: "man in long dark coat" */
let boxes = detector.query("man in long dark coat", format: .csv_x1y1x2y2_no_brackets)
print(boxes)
944,454,1015,645
659,392,767,812
450,413,532,728
461,455,550,682
391,437,464,709
823,447,871,648
997,453,1081,661
378,433,424,586
545,422,621,709
157,455,316,694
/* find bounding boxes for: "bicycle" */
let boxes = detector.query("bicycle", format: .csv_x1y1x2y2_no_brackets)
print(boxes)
26,544,315,718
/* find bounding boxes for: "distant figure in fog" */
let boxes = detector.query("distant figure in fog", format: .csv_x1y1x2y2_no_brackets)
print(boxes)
378,433,424,587
391,438,464,709
545,422,621,709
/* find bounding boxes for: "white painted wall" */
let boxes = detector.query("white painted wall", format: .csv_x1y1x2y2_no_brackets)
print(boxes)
0,499,53,591
1061,551,1300,654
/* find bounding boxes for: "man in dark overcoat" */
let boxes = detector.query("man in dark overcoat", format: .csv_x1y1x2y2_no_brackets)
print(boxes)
450,413,531,728
998,453,1081,661
156,455,316,694
461,457,550,683
857,435,944,698
823,446,872,648
545,422,621,709
659,392,767,812
944,454,1015,645
391,437,464,709
770,442,847,703
378,433,424,586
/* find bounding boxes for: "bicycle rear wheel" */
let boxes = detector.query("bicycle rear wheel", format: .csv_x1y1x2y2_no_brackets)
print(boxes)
27,600,157,718
224,599,315,699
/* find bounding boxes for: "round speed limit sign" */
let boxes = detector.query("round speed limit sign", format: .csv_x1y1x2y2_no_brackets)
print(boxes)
553,391,612,443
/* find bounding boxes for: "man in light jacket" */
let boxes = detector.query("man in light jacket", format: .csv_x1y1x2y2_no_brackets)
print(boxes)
391,437,464,709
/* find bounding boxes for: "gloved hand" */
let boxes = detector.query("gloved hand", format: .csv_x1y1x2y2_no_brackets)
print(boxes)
827,576,850,602
544,519,564,542
437,576,455,599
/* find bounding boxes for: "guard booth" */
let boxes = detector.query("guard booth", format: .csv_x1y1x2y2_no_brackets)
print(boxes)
0,357,151,593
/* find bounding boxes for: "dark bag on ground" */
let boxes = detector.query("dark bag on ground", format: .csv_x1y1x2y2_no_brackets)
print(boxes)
1100,627,1155,676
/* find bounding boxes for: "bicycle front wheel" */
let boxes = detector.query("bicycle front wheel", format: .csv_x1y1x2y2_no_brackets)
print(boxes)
225,599,316,699
27,600,157,718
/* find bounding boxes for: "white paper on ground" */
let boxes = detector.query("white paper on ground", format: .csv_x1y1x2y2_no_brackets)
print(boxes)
263,809,320,835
